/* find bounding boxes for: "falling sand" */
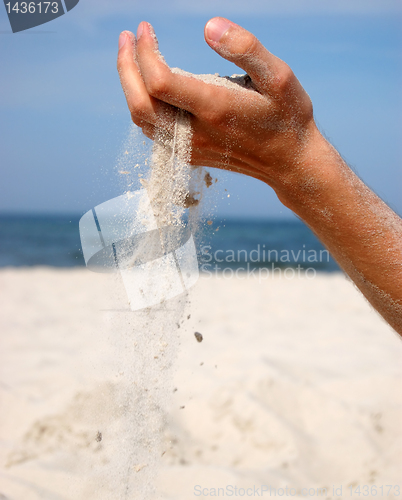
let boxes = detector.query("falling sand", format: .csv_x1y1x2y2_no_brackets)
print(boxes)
107,69,258,499
104,78,208,498
2,69,256,499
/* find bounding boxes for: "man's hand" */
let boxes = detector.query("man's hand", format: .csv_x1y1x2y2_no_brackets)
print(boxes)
117,18,318,191
117,18,402,335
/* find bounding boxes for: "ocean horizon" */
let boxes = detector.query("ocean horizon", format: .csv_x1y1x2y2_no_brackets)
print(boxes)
0,212,340,272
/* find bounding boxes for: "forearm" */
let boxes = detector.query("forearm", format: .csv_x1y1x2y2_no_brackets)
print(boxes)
274,125,402,334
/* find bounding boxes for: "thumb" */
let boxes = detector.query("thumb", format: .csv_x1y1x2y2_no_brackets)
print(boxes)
204,18,285,92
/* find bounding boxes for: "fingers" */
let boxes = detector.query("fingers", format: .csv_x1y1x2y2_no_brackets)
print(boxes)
117,30,175,131
119,21,270,134
136,22,223,116
204,17,289,94
141,122,156,141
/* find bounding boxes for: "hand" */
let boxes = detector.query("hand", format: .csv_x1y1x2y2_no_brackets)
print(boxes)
117,18,318,192
117,18,402,335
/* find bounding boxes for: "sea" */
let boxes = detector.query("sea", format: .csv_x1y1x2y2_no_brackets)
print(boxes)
0,213,339,273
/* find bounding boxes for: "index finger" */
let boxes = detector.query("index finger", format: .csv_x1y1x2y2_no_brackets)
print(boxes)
117,29,176,128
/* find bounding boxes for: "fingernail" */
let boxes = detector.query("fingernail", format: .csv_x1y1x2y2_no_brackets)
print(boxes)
137,22,144,40
118,32,127,50
206,18,231,43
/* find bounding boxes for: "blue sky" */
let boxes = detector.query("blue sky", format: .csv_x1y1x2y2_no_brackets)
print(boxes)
0,0,401,219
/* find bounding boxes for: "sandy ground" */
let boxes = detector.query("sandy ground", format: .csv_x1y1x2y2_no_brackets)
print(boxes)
0,268,401,499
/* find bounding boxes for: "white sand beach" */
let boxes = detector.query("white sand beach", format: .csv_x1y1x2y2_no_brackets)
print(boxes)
0,268,401,499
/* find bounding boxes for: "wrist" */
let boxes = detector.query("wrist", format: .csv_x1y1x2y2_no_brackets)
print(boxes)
271,124,348,218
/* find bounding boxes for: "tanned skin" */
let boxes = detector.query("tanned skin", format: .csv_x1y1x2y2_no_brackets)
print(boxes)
117,18,402,335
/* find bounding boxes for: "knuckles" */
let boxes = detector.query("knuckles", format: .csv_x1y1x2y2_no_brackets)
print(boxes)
142,67,171,99
199,109,224,126
241,31,260,57
130,112,147,128
198,101,235,128
229,31,260,63
127,95,151,120
272,63,295,94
